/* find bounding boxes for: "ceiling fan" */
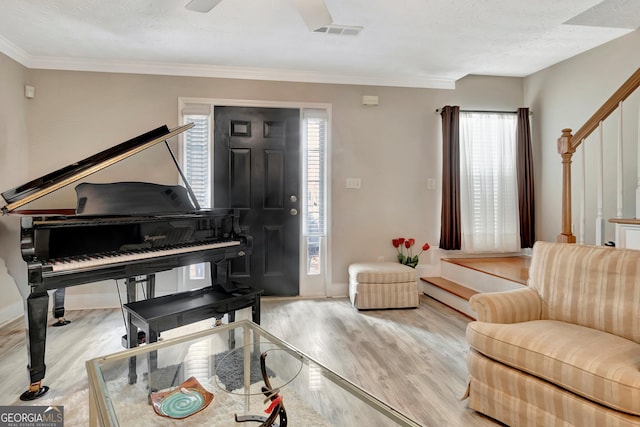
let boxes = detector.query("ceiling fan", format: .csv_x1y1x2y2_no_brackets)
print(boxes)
185,0,333,31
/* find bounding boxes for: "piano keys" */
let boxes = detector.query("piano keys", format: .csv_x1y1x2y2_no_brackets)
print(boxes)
42,238,241,275
1,124,253,400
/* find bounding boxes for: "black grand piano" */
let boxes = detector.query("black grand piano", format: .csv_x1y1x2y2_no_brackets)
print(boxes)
1,124,256,400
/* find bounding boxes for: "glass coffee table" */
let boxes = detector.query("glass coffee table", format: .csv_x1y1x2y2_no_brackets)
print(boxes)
86,319,421,426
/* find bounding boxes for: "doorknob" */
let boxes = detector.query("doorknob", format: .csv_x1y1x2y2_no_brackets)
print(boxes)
290,195,297,203
290,208,298,216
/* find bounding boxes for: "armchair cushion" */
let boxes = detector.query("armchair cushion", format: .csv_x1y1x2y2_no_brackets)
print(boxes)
467,319,640,416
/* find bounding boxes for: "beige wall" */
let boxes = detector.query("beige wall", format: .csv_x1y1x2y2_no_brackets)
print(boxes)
525,29,640,243
0,54,523,321
0,53,30,324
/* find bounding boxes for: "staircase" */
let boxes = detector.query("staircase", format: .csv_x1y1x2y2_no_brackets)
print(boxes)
557,67,640,246
419,256,529,319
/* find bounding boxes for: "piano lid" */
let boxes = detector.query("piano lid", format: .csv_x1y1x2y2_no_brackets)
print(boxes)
1,123,194,214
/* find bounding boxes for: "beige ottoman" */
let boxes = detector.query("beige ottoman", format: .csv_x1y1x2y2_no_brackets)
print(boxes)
348,262,419,310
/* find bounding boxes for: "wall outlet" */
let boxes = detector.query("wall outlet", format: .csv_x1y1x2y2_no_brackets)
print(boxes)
377,256,384,262
427,178,436,190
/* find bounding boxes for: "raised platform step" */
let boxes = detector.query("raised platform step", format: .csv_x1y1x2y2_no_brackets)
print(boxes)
421,277,478,301
442,256,530,286
419,256,530,319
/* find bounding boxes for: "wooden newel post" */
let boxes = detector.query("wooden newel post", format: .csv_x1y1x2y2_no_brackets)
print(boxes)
557,128,577,243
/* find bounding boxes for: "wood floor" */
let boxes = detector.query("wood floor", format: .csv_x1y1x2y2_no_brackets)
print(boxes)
443,256,530,285
0,295,500,427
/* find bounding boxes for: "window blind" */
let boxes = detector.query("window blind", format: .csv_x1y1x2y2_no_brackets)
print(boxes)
183,113,211,209
303,109,327,237
459,112,520,252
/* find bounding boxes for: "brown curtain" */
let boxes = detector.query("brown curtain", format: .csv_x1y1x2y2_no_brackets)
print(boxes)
439,106,461,250
516,107,535,248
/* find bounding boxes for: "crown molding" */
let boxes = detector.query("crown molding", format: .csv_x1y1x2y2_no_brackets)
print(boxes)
0,38,455,89
0,35,31,66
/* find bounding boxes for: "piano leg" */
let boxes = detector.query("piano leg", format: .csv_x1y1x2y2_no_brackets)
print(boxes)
125,274,155,384
20,291,50,401
126,277,138,384
51,288,70,327
252,292,261,324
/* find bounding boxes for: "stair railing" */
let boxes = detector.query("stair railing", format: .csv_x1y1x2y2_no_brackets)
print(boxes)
558,67,640,243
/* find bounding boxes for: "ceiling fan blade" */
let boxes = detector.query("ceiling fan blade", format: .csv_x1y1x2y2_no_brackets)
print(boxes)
185,0,224,13
290,0,333,31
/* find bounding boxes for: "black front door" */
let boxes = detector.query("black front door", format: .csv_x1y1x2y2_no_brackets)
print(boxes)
214,106,300,296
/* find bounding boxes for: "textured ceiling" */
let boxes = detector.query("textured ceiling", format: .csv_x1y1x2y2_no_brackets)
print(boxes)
0,0,637,88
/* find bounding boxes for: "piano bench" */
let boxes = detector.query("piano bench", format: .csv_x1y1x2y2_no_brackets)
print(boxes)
122,285,262,385
123,285,262,346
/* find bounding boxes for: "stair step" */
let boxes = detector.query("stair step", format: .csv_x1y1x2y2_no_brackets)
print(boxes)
420,256,529,320
421,277,479,301
442,256,529,286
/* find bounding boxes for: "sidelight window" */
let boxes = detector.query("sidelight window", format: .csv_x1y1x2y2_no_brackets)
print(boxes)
182,105,212,281
302,109,327,275
183,112,211,209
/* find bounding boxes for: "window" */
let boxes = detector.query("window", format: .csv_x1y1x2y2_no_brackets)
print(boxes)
459,112,520,252
302,109,327,275
183,112,211,209
182,104,212,281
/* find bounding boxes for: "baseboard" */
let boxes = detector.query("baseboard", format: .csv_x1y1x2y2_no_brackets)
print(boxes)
330,282,348,298
54,293,120,311
52,290,186,311
0,300,23,327
4,285,351,317
0,292,123,325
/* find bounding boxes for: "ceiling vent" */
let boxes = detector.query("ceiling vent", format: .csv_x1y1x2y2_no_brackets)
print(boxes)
314,25,363,36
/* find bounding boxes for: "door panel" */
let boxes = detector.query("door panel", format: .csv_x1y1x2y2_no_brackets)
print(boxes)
264,225,284,275
230,149,251,208
214,106,300,296
264,150,284,209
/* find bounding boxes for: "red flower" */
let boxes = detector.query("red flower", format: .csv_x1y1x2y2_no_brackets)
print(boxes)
392,237,430,268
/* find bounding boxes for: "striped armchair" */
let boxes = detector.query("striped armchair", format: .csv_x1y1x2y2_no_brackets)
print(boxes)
465,241,640,426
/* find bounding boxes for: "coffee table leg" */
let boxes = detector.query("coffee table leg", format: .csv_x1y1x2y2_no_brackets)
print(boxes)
127,320,138,384
252,294,261,324
146,327,159,391
228,311,236,348
126,277,138,384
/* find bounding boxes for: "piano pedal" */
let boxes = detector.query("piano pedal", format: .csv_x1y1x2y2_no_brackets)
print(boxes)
52,317,71,327
19,382,49,401
121,331,147,348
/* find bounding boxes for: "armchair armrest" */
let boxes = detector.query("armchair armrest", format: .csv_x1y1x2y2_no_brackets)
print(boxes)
469,287,542,323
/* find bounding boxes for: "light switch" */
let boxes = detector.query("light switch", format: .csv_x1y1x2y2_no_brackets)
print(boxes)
346,177,361,189
427,178,436,190
24,85,35,99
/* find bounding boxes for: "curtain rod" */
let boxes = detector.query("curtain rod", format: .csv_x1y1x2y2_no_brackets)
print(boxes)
435,108,532,115
435,108,517,114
